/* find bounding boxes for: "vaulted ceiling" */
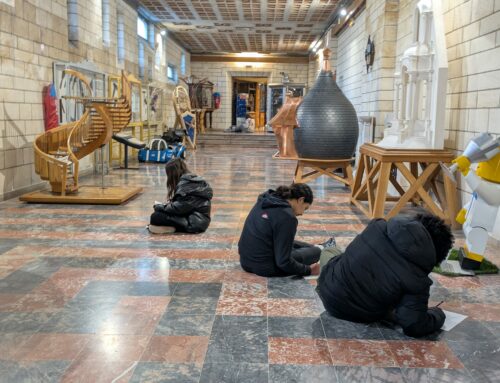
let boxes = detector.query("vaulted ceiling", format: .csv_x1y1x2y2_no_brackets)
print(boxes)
137,0,342,55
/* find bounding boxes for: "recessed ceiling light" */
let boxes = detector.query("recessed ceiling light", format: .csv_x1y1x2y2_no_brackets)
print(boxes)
238,52,263,57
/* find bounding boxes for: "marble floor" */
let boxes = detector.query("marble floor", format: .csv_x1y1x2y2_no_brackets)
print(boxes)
0,146,499,383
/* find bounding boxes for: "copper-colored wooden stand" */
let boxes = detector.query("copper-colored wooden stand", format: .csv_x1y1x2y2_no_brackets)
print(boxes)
350,144,459,227
273,153,353,186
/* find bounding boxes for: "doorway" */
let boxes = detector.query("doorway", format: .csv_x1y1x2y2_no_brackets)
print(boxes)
231,77,268,132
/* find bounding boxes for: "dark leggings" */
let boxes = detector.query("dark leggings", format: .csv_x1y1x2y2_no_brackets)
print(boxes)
291,240,321,265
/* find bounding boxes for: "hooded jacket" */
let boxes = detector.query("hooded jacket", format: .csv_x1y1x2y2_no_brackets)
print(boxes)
153,174,213,233
317,217,445,337
238,190,311,277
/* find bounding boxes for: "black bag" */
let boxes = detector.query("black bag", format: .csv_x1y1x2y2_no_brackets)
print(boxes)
162,129,184,144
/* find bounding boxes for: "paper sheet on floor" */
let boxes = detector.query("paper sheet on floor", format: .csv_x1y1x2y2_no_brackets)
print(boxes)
441,310,467,331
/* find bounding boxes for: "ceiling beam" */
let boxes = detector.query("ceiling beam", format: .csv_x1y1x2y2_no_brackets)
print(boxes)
208,0,223,21
185,2,201,20
284,0,294,22
208,34,222,52
236,0,245,21
278,34,284,51
305,0,321,22
244,34,251,51
227,35,237,52
191,55,309,64
189,32,206,52
260,0,268,22
158,0,179,21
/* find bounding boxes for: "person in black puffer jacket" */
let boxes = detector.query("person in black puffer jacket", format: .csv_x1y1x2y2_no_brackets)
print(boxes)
317,214,454,338
239,183,329,278
149,158,212,234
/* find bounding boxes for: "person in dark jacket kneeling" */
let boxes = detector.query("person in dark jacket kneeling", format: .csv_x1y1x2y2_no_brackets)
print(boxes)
239,183,333,278
317,213,454,338
149,158,213,234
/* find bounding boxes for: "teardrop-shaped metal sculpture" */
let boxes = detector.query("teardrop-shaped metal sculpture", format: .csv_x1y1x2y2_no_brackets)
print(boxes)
295,49,359,159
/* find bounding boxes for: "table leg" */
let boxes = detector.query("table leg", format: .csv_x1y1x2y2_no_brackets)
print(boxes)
294,161,304,183
373,162,392,218
443,172,460,229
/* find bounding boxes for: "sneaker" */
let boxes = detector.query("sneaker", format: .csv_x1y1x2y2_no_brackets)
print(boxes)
147,225,176,234
321,237,336,248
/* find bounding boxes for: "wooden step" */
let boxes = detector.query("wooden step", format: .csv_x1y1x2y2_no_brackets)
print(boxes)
197,131,277,148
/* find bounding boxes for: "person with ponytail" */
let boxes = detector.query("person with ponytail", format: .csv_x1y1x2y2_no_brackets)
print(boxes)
148,158,213,234
238,183,335,277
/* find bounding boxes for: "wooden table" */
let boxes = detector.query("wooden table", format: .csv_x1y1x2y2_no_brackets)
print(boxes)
273,153,354,186
350,143,459,227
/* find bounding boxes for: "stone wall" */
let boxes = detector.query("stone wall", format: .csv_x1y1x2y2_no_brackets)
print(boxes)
308,0,399,140
164,31,191,129
0,0,190,200
190,61,309,130
335,9,367,116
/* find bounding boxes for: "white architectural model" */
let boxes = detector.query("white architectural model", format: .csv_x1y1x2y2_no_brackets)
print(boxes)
378,0,448,149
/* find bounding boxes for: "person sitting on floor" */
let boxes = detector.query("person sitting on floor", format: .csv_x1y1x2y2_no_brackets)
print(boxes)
245,113,255,133
149,158,213,234
316,213,454,337
238,183,335,277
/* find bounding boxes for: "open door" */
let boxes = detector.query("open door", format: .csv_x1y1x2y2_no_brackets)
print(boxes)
231,77,268,132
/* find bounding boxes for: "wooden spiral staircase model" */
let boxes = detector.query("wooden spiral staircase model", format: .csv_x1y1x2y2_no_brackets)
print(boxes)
22,70,142,204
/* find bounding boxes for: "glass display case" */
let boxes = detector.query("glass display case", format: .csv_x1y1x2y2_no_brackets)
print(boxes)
267,84,306,122
142,84,166,140
108,73,143,167
196,81,214,109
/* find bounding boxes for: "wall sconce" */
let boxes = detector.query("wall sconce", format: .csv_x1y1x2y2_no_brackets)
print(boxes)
365,35,375,73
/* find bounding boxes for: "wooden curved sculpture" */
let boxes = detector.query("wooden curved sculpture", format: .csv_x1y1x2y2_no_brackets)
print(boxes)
33,70,132,195
173,86,196,149
269,92,302,158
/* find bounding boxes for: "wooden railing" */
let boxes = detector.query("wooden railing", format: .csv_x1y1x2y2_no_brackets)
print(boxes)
33,70,132,195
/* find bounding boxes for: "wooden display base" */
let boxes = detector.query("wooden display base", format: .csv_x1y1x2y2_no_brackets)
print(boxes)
20,186,142,205
273,153,354,186
350,144,458,227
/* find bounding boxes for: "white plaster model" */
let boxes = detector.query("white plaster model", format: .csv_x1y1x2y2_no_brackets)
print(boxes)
378,0,448,149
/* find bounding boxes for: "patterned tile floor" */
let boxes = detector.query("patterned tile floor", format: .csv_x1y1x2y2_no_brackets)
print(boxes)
0,146,499,383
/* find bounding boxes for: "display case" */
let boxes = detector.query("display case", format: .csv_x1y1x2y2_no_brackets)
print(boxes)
195,81,214,109
267,84,306,123
53,61,106,124
108,73,143,167
142,83,166,142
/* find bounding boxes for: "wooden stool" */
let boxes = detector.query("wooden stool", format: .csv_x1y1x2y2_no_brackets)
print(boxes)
204,109,214,129
198,109,206,134
350,143,459,227
273,153,354,186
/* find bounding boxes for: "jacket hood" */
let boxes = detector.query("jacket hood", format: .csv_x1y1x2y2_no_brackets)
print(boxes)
176,173,213,199
180,174,205,183
386,216,436,272
260,190,292,209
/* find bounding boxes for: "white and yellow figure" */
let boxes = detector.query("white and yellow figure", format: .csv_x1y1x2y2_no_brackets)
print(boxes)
452,133,500,269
